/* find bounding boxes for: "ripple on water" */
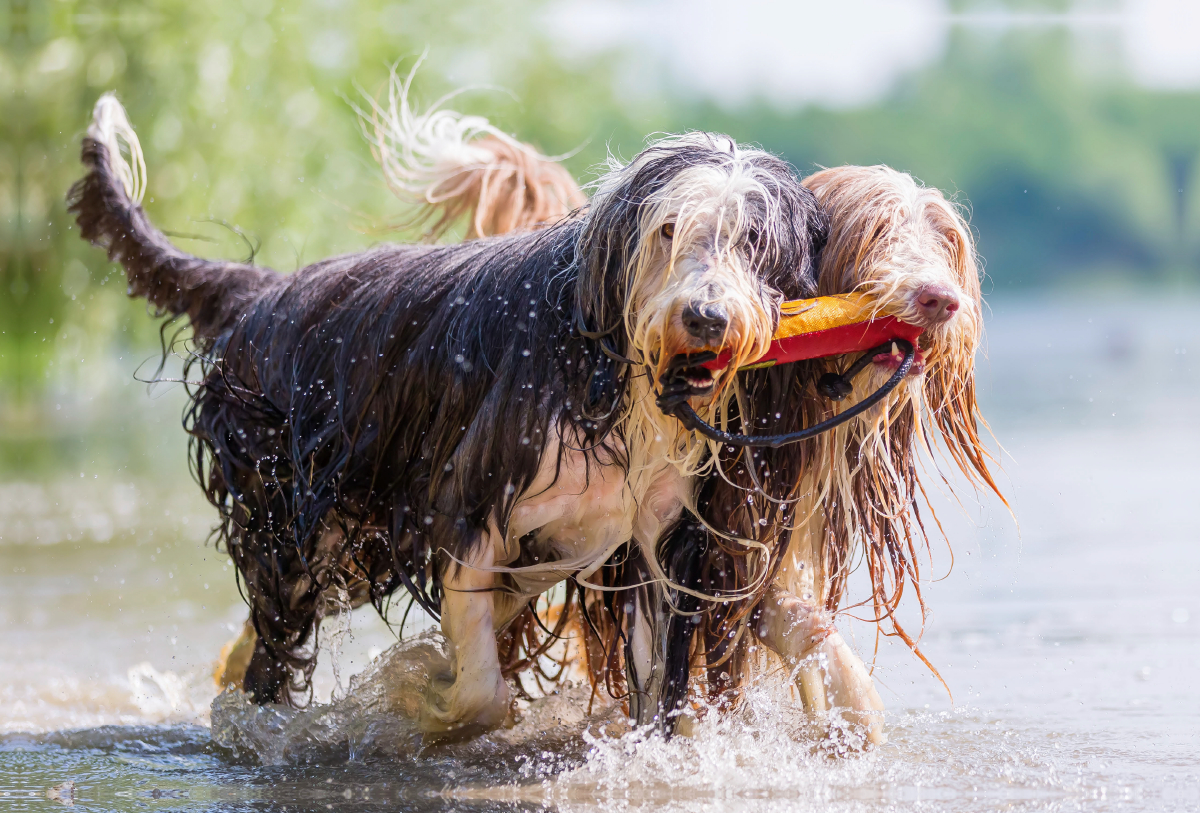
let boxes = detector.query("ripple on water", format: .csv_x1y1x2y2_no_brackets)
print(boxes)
4,669,1200,811
162,633,1197,811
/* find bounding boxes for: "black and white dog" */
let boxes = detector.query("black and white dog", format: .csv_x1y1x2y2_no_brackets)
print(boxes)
70,94,827,739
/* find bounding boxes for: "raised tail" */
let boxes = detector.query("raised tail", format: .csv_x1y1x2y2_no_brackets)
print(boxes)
360,63,587,239
68,94,280,341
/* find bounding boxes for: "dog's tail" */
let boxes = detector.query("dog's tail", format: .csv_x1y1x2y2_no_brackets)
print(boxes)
68,94,280,340
359,65,586,239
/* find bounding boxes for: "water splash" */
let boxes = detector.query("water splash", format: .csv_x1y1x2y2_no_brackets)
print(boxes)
211,631,448,764
127,662,195,720
7,637,1187,811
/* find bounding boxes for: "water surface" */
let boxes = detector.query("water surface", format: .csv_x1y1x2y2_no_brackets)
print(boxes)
2,295,1199,811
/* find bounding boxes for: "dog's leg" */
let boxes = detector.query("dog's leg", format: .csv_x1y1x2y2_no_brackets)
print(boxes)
755,585,885,745
625,519,705,735
419,540,510,740
215,527,374,692
624,579,668,729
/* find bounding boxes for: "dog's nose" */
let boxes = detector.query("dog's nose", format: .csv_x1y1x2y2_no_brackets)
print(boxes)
914,284,960,324
681,301,729,344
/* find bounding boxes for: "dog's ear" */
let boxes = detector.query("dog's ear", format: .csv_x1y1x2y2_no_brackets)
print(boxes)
732,151,827,300
574,160,659,346
788,185,829,298
807,193,830,265
801,194,831,297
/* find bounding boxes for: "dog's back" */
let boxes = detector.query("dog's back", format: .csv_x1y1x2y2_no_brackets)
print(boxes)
190,223,603,702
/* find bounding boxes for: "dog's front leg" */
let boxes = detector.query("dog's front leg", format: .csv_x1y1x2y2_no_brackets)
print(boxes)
419,541,510,741
755,585,885,745
624,581,668,728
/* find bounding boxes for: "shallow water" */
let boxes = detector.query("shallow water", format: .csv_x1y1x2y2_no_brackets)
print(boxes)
3,294,1200,811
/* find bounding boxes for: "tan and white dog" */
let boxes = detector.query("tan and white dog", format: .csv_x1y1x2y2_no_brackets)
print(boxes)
745,165,1002,744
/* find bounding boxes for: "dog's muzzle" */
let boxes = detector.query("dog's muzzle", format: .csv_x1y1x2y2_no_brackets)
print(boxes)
681,301,729,345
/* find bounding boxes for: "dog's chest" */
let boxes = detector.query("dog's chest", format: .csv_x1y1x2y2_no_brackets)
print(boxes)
504,434,688,572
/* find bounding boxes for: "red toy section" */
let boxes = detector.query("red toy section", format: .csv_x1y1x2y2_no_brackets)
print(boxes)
700,295,925,371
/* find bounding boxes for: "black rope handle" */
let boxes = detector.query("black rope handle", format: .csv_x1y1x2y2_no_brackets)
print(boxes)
657,339,915,449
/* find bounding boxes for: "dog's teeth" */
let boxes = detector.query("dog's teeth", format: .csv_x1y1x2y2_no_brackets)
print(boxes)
891,342,899,357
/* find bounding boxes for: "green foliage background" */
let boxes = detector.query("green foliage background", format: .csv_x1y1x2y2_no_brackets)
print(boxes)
4,0,1200,445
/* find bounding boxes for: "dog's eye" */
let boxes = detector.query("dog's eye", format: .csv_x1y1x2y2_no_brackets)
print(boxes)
661,223,675,240
747,228,761,244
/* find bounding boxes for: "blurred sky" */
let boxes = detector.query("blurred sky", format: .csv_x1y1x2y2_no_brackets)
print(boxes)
546,0,1200,106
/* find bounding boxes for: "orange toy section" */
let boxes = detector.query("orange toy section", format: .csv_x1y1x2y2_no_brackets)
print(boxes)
702,293,924,371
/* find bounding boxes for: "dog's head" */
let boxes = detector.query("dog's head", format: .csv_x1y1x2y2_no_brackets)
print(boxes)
809,165,980,400
577,134,826,406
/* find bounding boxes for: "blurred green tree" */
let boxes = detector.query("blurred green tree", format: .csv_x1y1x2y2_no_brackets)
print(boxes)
5,0,1200,427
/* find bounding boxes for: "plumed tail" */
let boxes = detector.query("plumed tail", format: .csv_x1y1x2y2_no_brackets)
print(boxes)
68,93,280,340
358,62,586,239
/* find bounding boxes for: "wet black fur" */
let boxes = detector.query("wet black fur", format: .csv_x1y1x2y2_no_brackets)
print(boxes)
656,513,709,723
69,129,827,707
